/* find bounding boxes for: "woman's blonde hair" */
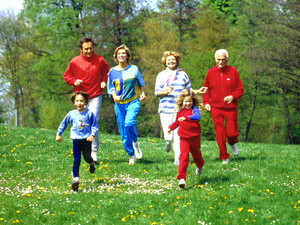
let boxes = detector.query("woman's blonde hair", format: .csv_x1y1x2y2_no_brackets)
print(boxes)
113,44,131,63
161,51,181,67
175,89,202,111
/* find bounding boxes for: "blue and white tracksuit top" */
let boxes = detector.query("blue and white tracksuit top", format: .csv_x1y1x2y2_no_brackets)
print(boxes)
155,68,192,114
57,109,98,140
107,64,145,104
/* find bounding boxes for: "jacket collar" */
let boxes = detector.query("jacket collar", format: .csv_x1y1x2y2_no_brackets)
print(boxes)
80,52,95,60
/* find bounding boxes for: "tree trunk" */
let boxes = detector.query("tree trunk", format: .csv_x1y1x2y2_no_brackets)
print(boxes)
114,0,122,46
243,74,258,142
282,88,294,144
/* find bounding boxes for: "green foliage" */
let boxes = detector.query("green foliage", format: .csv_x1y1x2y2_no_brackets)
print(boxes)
0,0,299,144
0,126,299,224
39,96,73,129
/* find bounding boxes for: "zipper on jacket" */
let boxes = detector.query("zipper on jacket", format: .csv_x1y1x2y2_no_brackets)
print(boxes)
221,71,224,97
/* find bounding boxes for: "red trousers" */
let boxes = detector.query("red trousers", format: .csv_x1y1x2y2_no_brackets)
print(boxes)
177,135,205,180
211,107,239,160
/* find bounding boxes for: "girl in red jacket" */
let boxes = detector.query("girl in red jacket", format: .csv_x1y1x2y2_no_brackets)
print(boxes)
168,89,205,188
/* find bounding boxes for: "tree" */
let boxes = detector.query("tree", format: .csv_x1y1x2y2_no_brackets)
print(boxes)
135,18,181,137
158,0,201,44
264,0,300,143
0,11,35,126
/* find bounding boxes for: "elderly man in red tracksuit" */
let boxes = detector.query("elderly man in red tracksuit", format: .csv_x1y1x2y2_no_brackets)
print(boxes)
64,37,109,164
202,49,243,164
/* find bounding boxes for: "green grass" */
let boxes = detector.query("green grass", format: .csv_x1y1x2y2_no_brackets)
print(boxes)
0,125,299,225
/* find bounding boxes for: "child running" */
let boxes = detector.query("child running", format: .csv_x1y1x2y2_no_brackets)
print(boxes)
56,91,98,192
168,89,205,188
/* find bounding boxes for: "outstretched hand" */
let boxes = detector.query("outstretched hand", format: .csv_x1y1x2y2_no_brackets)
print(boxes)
198,86,208,94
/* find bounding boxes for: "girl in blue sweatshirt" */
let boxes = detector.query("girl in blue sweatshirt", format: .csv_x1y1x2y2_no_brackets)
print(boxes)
56,91,98,192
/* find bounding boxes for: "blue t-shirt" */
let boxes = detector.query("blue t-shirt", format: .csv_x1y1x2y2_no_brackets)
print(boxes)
107,64,145,104
57,109,98,140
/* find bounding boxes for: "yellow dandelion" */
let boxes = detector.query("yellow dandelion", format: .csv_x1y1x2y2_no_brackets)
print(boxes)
228,211,233,214
160,213,164,216
209,207,213,210
238,208,243,212
247,209,254,213
151,222,158,225
149,205,153,208
176,196,180,199
121,217,126,221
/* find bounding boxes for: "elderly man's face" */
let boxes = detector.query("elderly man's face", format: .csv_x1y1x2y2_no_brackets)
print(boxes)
215,52,228,69
80,42,94,57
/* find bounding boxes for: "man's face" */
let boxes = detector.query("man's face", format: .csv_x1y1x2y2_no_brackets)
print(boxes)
215,52,228,69
80,42,94,57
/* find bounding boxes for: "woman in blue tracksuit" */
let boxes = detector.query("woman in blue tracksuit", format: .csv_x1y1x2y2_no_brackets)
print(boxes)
107,44,146,164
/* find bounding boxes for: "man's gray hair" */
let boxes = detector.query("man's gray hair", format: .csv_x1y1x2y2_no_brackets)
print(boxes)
215,49,229,60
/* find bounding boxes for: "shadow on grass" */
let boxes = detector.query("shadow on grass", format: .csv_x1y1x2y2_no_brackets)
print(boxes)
183,176,230,191
100,157,171,165
211,156,267,162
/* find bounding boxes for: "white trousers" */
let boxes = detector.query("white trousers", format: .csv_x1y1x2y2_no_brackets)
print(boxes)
160,113,180,164
87,95,102,152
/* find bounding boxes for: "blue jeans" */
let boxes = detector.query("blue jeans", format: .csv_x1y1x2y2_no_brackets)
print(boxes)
72,139,93,178
114,98,140,156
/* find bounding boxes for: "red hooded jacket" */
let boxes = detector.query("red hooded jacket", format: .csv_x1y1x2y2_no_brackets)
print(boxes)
64,52,109,99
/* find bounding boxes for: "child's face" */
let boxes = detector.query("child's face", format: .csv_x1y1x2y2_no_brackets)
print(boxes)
183,96,193,109
74,94,86,112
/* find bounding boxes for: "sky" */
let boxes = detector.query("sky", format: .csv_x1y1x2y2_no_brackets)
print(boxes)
0,0,23,13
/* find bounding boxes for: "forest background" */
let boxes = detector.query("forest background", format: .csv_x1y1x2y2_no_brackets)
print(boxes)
0,0,299,144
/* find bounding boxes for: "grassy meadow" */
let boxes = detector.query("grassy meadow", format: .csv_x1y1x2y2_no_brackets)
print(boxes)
0,125,299,225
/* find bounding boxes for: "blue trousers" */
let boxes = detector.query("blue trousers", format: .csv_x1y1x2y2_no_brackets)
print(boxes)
72,139,93,177
114,98,140,156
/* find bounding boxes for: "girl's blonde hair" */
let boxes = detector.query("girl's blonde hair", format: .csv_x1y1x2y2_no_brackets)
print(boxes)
175,89,202,111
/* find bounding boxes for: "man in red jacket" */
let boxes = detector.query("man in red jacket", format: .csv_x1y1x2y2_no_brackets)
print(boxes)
202,49,243,164
64,37,109,163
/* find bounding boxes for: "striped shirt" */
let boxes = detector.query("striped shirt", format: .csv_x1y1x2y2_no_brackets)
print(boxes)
155,68,192,114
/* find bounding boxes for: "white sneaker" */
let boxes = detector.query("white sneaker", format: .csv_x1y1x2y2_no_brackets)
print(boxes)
129,155,136,164
178,179,186,188
165,141,171,152
174,159,179,166
230,144,239,156
133,142,142,159
91,151,98,163
195,167,203,176
222,158,229,164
